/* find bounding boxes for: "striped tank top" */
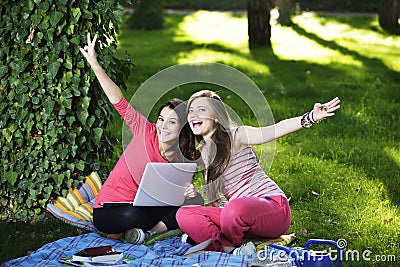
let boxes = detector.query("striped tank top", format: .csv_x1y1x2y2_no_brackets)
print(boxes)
222,146,285,200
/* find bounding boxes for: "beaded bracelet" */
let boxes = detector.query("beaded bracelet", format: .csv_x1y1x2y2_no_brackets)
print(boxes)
301,112,315,128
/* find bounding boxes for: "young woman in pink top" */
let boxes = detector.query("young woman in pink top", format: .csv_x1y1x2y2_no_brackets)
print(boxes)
80,33,201,244
176,90,340,255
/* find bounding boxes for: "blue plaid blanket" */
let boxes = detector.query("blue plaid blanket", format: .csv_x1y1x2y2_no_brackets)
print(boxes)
1,233,253,267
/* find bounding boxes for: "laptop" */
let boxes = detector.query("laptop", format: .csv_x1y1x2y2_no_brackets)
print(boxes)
100,162,197,207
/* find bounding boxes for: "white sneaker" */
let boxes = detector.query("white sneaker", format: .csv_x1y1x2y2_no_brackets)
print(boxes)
232,241,257,256
124,228,150,244
248,254,292,267
181,233,189,243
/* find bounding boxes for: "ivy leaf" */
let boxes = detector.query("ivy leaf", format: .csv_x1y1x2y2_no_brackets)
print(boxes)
92,127,103,146
43,97,55,115
0,65,8,79
37,1,49,12
44,28,55,43
38,17,49,32
16,29,28,42
68,132,77,144
66,116,76,125
3,128,13,142
25,121,34,133
81,96,91,109
47,61,60,79
58,148,68,160
76,160,85,171
70,8,82,24
44,184,53,194
77,110,89,124
70,35,80,45
5,171,18,186
16,83,28,94
64,58,73,70
27,0,35,11
32,96,40,105
53,173,64,185
71,145,78,157
31,13,42,26
82,10,93,19
62,98,72,109
87,115,95,128
50,11,64,27
19,94,30,107
62,88,73,98
17,109,29,125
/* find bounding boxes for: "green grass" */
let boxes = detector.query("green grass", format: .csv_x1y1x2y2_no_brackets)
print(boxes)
2,11,399,266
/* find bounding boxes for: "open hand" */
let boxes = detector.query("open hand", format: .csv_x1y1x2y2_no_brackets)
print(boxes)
80,33,99,67
312,97,341,122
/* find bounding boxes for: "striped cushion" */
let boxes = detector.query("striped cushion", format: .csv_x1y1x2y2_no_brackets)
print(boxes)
46,172,102,232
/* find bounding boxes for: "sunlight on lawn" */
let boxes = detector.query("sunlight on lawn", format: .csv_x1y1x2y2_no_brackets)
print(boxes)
385,147,400,167
176,48,270,75
174,11,270,74
271,25,358,64
175,11,248,50
292,12,400,71
172,10,400,72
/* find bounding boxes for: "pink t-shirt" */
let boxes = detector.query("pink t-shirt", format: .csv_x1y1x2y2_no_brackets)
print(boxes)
94,97,167,208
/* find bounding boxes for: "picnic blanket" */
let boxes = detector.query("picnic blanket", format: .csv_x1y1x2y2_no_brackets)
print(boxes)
1,232,298,267
27,173,299,267
1,233,282,267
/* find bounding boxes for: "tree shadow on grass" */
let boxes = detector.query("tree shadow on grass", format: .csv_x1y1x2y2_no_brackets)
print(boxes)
246,13,400,202
285,21,400,205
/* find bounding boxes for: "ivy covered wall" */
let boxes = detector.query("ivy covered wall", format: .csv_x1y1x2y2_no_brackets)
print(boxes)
0,0,131,220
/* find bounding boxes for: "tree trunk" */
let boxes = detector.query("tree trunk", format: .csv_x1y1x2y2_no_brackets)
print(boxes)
276,0,293,26
379,0,399,32
248,0,274,48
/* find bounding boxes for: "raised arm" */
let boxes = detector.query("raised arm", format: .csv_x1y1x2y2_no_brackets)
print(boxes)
80,33,123,104
234,97,341,147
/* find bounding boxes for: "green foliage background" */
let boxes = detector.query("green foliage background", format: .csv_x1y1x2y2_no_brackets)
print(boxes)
0,0,131,221
165,0,379,12
129,0,165,30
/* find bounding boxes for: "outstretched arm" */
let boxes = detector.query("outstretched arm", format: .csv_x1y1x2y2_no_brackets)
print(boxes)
235,97,341,147
80,33,123,104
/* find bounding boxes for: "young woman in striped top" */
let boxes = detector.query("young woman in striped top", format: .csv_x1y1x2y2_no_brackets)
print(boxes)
176,90,340,255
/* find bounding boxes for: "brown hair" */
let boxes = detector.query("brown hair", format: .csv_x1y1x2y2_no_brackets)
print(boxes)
158,99,199,162
187,90,233,188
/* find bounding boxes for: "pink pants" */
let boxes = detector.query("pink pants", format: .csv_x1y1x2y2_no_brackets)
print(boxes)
176,195,291,252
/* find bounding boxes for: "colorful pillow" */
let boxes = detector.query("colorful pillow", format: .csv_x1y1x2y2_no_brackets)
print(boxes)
46,172,102,232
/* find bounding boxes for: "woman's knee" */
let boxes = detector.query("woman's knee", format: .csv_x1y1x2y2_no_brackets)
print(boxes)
176,206,192,223
222,198,250,217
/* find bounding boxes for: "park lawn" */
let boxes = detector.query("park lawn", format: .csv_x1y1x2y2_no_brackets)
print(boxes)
1,11,399,266
113,10,400,266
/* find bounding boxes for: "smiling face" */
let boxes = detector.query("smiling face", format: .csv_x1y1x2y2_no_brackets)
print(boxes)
187,97,217,138
156,106,181,143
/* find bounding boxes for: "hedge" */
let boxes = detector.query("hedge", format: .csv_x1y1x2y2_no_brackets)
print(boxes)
0,0,132,221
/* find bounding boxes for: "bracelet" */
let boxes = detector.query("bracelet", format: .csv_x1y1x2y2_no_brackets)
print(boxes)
309,110,316,124
301,112,314,128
